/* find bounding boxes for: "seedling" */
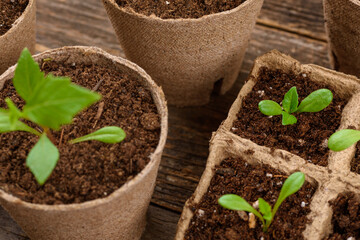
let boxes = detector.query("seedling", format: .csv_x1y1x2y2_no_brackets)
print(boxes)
328,129,360,152
258,87,333,125
0,48,126,185
218,172,305,232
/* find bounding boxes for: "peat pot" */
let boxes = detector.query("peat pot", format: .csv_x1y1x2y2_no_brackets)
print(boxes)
0,0,36,74
323,0,360,77
102,0,263,106
0,46,168,240
176,51,360,239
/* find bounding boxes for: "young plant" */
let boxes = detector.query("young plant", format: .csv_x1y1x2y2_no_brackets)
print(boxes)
218,172,305,232
328,129,360,151
0,48,126,185
258,87,333,125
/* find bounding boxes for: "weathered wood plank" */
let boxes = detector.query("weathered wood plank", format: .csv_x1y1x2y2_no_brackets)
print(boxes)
0,207,27,240
36,0,124,56
259,0,326,41
141,205,179,240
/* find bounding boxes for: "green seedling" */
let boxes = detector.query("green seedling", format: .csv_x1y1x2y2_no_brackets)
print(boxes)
218,172,305,232
328,129,360,152
258,87,333,125
0,48,126,185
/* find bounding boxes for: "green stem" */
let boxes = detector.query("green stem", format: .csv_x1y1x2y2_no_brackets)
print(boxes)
43,127,56,144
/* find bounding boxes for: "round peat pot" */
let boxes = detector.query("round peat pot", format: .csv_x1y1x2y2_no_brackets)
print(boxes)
102,0,264,106
0,0,36,74
0,46,168,240
323,0,360,77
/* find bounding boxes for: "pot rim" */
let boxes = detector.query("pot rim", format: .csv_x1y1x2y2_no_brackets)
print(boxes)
103,0,261,22
0,46,168,211
349,0,360,6
0,0,35,40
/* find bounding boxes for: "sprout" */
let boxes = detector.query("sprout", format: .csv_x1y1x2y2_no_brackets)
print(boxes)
218,172,305,232
259,87,333,125
0,48,126,185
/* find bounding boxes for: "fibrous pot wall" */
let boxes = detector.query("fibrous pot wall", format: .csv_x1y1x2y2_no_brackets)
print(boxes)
0,0,36,74
323,0,360,77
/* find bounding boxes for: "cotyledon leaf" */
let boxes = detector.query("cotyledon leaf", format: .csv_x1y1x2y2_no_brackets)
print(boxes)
69,126,126,144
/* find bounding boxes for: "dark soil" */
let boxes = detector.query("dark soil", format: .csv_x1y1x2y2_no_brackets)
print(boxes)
184,157,317,240
0,60,160,204
116,0,246,19
350,143,360,174
231,67,347,167
325,192,360,240
0,0,28,35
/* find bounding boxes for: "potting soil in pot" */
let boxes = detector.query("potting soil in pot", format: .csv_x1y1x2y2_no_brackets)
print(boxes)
0,0,28,35
350,144,360,174
0,60,161,204
324,192,360,239
231,67,347,167
184,157,317,240
116,0,247,19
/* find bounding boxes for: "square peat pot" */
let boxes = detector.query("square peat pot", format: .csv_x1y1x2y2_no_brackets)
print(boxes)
175,50,360,239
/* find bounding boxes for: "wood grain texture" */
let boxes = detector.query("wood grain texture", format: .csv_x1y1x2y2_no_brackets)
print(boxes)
259,0,326,41
1,0,330,239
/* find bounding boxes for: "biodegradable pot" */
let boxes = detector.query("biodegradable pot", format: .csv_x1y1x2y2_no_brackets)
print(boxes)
175,50,360,239
323,0,360,77
0,0,36,74
102,0,264,106
0,46,168,240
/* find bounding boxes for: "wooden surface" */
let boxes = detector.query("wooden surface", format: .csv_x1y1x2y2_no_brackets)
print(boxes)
1,0,332,239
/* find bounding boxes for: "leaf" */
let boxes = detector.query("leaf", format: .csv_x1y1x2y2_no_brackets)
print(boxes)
218,194,264,223
282,87,298,113
281,111,297,125
23,74,101,130
328,129,360,152
259,100,283,116
272,172,305,216
13,48,45,102
26,134,59,185
258,198,272,222
0,110,40,135
5,98,22,127
296,89,333,113
70,126,126,144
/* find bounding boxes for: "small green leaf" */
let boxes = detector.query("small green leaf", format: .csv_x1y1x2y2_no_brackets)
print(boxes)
259,100,283,116
218,194,264,223
70,126,126,144
272,172,305,216
258,198,273,232
258,198,272,222
296,89,333,113
26,134,59,185
328,129,360,152
5,98,22,127
13,48,45,102
282,87,298,113
281,111,297,125
0,110,40,135
23,74,101,130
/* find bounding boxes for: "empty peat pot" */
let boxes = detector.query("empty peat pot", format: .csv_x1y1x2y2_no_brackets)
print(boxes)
323,0,360,77
0,0,36,74
0,46,168,240
176,51,360,239
102,0,264,106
